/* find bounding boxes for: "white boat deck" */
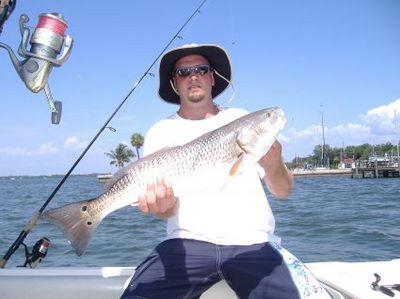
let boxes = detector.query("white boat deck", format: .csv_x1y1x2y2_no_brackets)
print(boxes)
307,259,400,299
0,260,398,299
1,267,237,299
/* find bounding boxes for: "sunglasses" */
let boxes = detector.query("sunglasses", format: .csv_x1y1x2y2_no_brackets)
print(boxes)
173,64,212,77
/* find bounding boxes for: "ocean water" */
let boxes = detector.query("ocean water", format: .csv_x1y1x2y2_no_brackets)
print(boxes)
0,174,399,268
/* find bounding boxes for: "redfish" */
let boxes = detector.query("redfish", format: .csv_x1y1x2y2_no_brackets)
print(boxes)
42,107,286,255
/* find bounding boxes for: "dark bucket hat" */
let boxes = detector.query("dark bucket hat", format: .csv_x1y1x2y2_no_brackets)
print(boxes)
158,44,232,104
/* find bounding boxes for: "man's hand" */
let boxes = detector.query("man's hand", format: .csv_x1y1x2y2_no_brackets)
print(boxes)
259,140,293,199
259,140,283,170
138,177,178,218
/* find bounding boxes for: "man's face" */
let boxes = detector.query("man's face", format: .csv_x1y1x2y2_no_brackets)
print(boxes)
172,54,215,104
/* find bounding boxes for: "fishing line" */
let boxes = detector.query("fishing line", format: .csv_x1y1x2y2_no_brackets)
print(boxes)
0,0,208,268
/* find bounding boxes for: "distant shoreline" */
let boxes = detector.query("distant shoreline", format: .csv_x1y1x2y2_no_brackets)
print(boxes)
291,169,352,177
0,173,103,179
1,170,353,178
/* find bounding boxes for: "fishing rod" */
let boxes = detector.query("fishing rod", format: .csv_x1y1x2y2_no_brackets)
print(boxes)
0,0,208,269
0,0,16,35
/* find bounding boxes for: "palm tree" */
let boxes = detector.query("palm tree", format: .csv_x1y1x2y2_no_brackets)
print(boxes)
105,143,135,168
130,133,144,160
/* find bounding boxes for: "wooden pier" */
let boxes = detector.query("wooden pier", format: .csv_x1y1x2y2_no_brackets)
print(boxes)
352,164,400,179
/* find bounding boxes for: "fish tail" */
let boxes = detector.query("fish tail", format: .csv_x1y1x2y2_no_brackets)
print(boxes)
41,198,105,256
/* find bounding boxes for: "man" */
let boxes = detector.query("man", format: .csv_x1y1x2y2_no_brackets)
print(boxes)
121,44,331,299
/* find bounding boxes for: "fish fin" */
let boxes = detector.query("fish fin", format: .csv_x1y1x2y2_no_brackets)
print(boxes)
220,157,246,192
229,131,258,177
229,154,260,178
229,152,245,177
42,198,105,256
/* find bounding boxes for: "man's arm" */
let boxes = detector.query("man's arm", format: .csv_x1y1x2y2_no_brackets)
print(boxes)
258,140,293,199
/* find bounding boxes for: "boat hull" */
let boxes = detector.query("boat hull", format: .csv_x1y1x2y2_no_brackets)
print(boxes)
2,260,398,298
0,265,345,299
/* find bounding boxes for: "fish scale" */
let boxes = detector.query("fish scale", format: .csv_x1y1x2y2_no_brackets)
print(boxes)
42,107,286,255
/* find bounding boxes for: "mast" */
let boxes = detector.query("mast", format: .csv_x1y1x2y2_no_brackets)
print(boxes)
395,109,399,163
320,108,326,168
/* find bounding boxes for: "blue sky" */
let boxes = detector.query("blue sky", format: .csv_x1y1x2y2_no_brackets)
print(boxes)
0,0,399,176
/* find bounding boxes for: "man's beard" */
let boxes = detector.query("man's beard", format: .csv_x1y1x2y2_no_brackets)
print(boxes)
187,90,205,103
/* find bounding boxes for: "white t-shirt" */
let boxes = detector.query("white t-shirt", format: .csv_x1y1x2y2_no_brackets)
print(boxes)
143,107,278,245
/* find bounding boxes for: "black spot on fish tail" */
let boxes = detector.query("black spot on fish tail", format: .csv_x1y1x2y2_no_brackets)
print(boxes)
41,198,104,256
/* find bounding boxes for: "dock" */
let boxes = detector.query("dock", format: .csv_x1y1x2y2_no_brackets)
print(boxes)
351,160,400,178
352,166,400,178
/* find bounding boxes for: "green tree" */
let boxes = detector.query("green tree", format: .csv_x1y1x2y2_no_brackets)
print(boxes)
374,142,394,157
357,143,372,160
293,142,400,169
105,143,135,168
130,133,144,160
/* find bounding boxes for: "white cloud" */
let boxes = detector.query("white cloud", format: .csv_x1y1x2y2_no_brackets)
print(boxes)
328,123,371,145
282,98,400,160
38,142,59,155
360,99,400,135
64,136,88,150
0,142,59,156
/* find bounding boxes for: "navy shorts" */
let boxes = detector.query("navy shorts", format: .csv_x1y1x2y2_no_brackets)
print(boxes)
120,239,330,299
